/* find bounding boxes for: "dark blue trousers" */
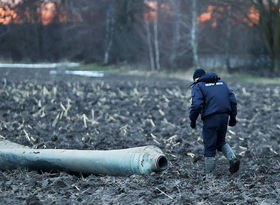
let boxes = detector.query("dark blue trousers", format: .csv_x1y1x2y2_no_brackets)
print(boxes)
202,114,229,157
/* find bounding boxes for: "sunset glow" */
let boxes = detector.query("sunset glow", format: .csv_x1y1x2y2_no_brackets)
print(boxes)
247,6,260,26
144,0,171,21
198,12,211,22
0,2,65,25
0,8,17,24
198,5,261,28
197,6,215,23
0,2,269,26
211,21,217,28
198,6,218,27
144,1,157,20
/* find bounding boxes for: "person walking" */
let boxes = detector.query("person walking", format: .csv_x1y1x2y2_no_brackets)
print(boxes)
189,68,240,178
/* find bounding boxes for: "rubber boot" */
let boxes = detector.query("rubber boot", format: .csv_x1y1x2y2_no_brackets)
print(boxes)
221,143,240,174
205,157,216,179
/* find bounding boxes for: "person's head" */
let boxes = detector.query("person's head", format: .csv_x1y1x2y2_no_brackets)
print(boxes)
193,68,206,81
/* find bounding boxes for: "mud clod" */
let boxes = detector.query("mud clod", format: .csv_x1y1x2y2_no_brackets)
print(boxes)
0,68,280,204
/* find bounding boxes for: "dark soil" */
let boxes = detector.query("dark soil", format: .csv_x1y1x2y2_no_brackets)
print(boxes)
0,68,280,204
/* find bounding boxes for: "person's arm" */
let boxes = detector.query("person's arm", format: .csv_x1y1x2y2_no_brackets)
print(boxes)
229,89,237,117
189,84,204,123
228,88,237,126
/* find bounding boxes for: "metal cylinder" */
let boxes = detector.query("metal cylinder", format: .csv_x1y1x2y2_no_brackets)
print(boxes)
0,140,29,149
0,140,168,176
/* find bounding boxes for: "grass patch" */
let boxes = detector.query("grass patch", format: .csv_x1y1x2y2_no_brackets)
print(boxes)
76,63,116,72
225,74,280,85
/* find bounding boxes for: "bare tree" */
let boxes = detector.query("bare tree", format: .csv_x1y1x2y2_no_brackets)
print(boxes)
153,1,160,70
142,0,161,70
103,4,115,64
225,5,232,71
250,0,280,72
198,0,255,70
169,0,181,68
229,0,280,72
191,0,198,67
161,0,203,69
145,18,156,70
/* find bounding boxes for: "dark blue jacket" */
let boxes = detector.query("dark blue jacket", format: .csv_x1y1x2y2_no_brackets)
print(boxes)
189,72,237,122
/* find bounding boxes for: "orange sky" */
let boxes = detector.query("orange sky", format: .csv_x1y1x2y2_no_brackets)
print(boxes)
197,5,217,27
144,1,157,20
144,3,259,28
198,5,214,22
1,3,261,26
144,0,172,20
0,2,64,25
198,5,260,27
0,8,17,24
246,6,260,26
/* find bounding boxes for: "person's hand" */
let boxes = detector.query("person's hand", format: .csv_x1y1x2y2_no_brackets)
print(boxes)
229,117,237,127
190,121,196,129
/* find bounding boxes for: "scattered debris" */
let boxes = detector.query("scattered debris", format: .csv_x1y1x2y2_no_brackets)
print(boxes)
0,67,279,204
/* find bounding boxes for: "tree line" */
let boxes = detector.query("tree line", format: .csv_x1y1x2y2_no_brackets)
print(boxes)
0,0,279,72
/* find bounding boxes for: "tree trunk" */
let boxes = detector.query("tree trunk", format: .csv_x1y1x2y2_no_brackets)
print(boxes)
169,0,181,68
272,13,280,72
225,5,232,71
191,0,198,68
251,0,280,73
145,19,155,70
273,57,280,73
38,23,44,60
103,6,115,65
153,13,160,70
